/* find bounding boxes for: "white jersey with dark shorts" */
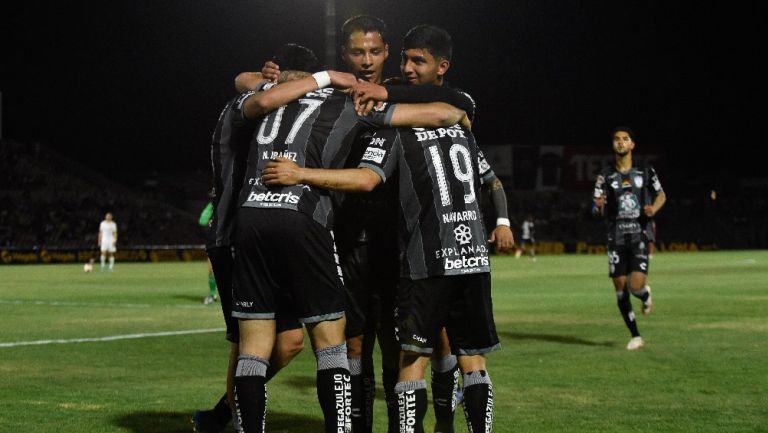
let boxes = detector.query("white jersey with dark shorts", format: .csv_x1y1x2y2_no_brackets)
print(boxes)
358,125,500,355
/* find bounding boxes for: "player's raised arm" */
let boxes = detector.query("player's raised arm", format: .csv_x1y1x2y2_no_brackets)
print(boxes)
234,72,265,93
243,70,357,119
262,157,382,192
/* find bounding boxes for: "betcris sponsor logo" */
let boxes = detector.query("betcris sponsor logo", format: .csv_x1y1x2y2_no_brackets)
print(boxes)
246,190,300,205
444,255,489,272
362,147,386,164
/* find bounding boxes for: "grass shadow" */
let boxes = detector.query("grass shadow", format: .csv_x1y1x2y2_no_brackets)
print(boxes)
499,331,616,347
267,411,325,432
281,374,317,391
171,294,208,303
113,411,196,433
114,409,324,433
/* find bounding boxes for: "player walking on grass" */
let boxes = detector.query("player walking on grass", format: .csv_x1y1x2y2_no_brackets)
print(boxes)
593,127,666,350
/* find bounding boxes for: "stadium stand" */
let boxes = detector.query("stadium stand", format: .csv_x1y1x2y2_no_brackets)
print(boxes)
3,139,765,252
0,140,203,249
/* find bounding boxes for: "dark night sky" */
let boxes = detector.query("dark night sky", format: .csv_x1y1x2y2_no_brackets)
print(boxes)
1,1,762,187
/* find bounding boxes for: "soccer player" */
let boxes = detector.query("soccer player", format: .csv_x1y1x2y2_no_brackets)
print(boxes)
244,18,509,433
192,45,324,433
98,212,117,272
347,24,514,432
515,214,536,261
593,127,666,350
198,199,219,305
262,118,500,432
232,53,466,432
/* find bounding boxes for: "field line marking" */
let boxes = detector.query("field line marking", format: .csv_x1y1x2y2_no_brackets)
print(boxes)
0,299,207,309
0,328,226,348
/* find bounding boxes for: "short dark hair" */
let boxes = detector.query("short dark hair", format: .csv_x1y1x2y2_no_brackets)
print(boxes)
612,126,636,143
402,24,452,61
341,15,388,45
272,43,324,73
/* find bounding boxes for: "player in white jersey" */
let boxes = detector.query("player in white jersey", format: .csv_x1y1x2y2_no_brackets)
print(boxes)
98,212,118,271
515,214,536,261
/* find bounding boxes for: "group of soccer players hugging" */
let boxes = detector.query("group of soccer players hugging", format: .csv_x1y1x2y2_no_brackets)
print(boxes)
193,13,665,433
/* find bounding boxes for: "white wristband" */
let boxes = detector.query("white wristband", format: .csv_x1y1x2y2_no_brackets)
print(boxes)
312,71,331,89
496,218,511,227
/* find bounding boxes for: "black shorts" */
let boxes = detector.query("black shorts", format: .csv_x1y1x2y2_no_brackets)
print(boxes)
608,240,650,277
207,245,238,343
338,240,370,339
232,208,345,324
209,246,301,342
338,233,400,339
395,273,500,356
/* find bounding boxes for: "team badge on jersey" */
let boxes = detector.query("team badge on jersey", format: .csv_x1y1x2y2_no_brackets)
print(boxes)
634,175,644,188
622,179,632,188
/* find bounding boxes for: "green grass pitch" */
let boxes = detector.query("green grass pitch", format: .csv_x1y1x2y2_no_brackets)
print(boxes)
1,251,766,432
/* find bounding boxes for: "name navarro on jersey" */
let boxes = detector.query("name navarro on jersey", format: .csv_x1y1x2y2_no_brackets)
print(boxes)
442,210,478,223
413,125,466,142
246,190,300,205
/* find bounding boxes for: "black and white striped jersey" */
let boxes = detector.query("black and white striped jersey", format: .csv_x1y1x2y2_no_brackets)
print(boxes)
238,88,395,229
593,165,664,247
208,91,259,249
359,125,491,279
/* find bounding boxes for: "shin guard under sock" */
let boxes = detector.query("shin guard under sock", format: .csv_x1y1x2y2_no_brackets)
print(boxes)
361,358,375,433
396,380,427,433
382,366,399,433
233,355,269,433
316,344,352,433
212,393,231,425
349,357,364,433
462,371,493,433
617,290,640,337
431,355,459,433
